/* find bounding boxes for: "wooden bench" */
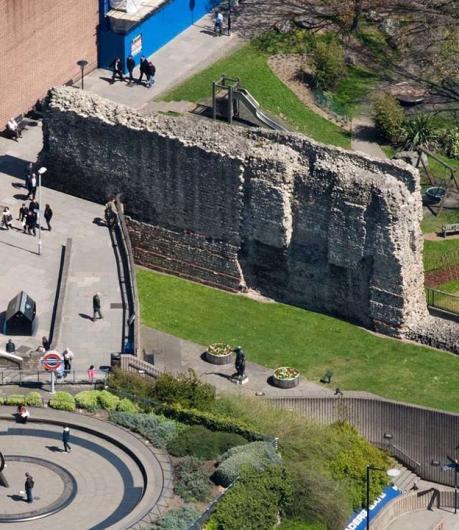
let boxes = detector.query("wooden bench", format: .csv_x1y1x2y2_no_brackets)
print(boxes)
5,114,28,139
441,223,459,237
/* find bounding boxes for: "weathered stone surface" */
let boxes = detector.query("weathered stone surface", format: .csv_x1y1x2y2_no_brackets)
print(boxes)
39,87,444,342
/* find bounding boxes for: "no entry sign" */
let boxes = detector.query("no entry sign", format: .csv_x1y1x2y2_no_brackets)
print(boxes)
42,351,63,372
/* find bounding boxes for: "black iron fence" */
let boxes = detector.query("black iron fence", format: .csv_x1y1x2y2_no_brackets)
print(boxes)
426,287,459,315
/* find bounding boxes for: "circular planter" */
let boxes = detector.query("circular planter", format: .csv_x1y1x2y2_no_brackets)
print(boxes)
205,343,233,365
272,368,300,389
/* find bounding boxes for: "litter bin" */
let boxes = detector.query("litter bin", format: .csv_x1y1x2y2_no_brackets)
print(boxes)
110,353,121,369
4,291,36,335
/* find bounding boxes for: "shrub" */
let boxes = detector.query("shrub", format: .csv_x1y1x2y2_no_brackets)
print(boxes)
75,391,100,412
107,368,155,404
117,397,139,413
213,441,282,487
174,456,212,502
440,127,459,159
97,390,120,411
254,29,315,55
49,391,76,412
372,92,405,144
402,112,439,150
311,40,345,90
154,370,215,409
3,394,25,406
150,505,200,530
24,392,43,407
109,411,180,449
210,465,293,530
157,403,262,441
167,425,247,459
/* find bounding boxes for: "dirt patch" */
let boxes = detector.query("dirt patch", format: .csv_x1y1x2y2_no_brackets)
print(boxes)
267,54,350,130
425,265,459,288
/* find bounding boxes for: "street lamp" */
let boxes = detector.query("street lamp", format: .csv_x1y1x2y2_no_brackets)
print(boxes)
227,0,231,35
366,466,400,530
37,167,47,256
77,60,88,90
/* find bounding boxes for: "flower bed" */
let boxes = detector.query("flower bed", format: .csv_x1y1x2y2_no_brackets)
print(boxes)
205,343,233,365
272,367,300,389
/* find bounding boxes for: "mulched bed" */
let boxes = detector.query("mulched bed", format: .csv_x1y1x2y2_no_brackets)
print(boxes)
424,265,459,288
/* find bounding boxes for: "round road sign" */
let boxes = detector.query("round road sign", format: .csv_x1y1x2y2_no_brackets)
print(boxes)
42,352,63,372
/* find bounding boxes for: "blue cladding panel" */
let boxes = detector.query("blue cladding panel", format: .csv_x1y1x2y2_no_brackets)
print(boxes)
99,0,222,70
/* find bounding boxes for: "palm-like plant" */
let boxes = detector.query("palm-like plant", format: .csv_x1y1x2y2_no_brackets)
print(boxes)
402,112,439,150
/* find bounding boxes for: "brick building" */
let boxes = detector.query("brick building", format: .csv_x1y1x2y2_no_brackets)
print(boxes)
0,0,99,129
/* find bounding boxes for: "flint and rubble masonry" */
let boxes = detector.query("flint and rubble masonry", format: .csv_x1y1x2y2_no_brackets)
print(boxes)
40,86,429,339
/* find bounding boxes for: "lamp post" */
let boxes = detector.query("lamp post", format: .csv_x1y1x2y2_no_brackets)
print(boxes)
37,167,47,256
227,0,231,35
366,466,400,530
77,59,89,90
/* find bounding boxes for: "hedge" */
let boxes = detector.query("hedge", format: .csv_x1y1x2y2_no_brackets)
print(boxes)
213,441,282,487
49,391,76,412
150,505,201,530
75,391,100,412
0,392,43,407
156,403,264,441
174,456,212,502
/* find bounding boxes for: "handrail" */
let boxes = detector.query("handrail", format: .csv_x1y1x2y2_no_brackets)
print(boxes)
387,442,421,469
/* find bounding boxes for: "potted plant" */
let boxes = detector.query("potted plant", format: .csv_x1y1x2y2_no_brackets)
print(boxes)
272,367,300,389
205,343,234,365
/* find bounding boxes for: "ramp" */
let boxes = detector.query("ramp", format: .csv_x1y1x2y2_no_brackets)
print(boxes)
234,88,288,132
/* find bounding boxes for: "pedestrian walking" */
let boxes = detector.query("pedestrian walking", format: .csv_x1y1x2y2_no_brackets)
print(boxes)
62,425,72,453
63,348,74,374
126,54,135,84
138,56,148,84
24,473,34,503
28,173,37,200
6,339,16,353
25,209,37,236
24,163,33,190
87,365,97,383
93,292,103,321
2,207,13,230
146,61,156,88
7,118,20,141
110,57,124,82
44,204,53,231
18,203,28,222
214,10,224,35
42,336,50,351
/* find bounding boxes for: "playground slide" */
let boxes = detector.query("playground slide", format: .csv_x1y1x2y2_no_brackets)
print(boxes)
235,89,288,132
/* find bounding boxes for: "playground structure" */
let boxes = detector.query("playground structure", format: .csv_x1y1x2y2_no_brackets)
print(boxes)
212,76,288,131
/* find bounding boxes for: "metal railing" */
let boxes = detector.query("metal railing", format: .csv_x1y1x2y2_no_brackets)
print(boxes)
0,369,107,386
387,442,422,471
426,287,459,315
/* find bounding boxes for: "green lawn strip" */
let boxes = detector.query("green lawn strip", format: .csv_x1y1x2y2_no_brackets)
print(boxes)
436,278,459,295
137,268,459,412
422,210,459,234
161,44,351,148
278,520,326,530
424,239,459,271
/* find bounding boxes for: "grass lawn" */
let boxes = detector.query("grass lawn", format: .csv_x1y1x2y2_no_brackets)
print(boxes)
436,278,459,295
278,521,326,530
137,268,459,412
161,44,351,148
424,239,459,271
421,210,459,234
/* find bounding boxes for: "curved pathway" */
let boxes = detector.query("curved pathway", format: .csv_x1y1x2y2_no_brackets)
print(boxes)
0,407,173,529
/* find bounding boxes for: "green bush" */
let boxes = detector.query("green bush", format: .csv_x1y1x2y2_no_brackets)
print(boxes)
49,391,76,412
24,392,43,407
327,422,392,509
107,368,156,405
97,390,120,411
157,403,262,441
174,456,212,502
213,441,282,487
402,112,439,150
75,390,100,412
440,127,459,159
2,394,25,406
372,92,405,144
167,425,247,459
254,29,315,55
154,370,215,409
150,505,200,530
311,40,345,90
117,397,139,413
210,465,293,530
109,411,181,449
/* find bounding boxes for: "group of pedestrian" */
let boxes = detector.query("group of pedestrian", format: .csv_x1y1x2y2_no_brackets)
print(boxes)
110,55,156,88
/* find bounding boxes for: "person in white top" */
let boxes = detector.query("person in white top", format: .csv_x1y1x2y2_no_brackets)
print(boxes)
63,348,74,374
214,10,224,35
7,118,20,141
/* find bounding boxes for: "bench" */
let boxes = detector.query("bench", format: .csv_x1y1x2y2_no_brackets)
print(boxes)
5,114,28,139
441,223,459,237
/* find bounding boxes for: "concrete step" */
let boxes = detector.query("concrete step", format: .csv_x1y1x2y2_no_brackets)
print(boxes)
393,465,420,493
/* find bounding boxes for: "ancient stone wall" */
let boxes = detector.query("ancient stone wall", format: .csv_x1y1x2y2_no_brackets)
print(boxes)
40,87,430,337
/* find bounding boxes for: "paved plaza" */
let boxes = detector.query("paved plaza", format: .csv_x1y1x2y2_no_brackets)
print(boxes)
387,508,459,529
0,124,122,372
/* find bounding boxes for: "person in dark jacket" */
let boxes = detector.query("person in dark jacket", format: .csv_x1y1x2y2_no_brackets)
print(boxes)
126,54,135,84
25,209,37,236
62,425,71,453
92,292,103,321
5,339,15,353
138,56,148,84
110,57,124,82
146,61,156,88
25,473,34,503
42,336,50,351
44,204,53,231
18,203,28,222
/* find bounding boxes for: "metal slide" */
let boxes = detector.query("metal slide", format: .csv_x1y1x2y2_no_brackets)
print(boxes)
234,88,288,132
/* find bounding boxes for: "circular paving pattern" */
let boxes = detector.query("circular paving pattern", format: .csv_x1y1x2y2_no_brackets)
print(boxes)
0,409,172,530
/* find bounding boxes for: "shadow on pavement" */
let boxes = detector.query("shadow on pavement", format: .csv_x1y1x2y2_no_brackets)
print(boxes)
0,155,28,180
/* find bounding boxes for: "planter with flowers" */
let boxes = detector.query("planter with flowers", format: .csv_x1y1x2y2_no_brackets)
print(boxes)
272,367,300,389
205,343,234,365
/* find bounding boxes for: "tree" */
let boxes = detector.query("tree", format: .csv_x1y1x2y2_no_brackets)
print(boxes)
311,40,346,90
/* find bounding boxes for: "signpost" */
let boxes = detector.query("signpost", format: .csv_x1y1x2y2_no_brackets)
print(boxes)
42,351,63,394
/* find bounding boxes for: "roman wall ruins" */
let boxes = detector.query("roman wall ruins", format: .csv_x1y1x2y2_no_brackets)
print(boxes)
40,87,451,343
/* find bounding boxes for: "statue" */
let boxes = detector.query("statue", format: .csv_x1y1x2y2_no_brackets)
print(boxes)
0,451,9,488
234,346,246,380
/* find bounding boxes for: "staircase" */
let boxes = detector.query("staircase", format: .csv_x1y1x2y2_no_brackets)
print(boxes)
392,465,420,493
